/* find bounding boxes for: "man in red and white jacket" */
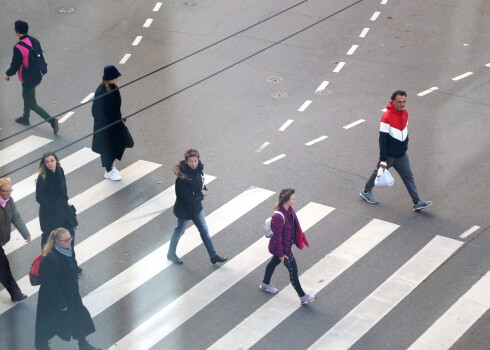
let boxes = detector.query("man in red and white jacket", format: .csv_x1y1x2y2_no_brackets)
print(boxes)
360,90,432,211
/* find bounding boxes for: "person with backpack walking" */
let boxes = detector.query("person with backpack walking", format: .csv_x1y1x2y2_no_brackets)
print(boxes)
0,177,31,302
260,188,316,305
3,20,58,134
91,65,133,181
167,148,227,265
36,152,81,274
35,228,100,350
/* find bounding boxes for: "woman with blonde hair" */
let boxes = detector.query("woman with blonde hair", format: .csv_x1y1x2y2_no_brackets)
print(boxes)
35,228,100,350
260,188,315,304
0,177,31,302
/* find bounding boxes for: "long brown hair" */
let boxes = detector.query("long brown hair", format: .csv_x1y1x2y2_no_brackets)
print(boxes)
43,228,70,254
102,80,118,92
37,151,60,178
275,188,295,209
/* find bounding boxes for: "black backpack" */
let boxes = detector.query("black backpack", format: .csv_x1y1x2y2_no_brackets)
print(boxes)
17,41,48,87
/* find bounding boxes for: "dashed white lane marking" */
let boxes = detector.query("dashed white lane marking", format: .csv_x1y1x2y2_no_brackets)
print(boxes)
359,27,370,38
346,44,358,55
305,136,328,146
316,81,329,92
486,63,490,67
153,2,163,11
255,142,271,152
58,111,75,123
298,100,312,112
333,62,346,73
417,87,439,97
343,119,365,129
381,0,388,4
279,119,294,131
370,11,381,21
263,154,286,165
119,54,132,64
452,72,473,81
81,92,95,104
143,18,153,28
459,225,480,239
132,36,143,46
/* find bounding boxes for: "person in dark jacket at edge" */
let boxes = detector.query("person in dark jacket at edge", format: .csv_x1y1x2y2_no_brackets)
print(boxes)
360,90,432,211
35,228,100,350
0,177,31,302
167,148,227,265
3,20,59,134
91,65,133,181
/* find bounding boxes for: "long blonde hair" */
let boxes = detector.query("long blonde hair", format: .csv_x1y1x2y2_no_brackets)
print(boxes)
43,228,70,254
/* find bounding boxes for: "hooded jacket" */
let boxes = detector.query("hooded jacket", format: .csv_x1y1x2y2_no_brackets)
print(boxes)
379,101,409,161
173,160,208,220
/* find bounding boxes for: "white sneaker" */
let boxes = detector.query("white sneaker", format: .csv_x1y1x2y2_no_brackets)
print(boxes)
104,168,121,181
111,163,120,176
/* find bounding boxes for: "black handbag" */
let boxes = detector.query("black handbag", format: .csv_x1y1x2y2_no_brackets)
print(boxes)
66,204,79,228
122,123,134,148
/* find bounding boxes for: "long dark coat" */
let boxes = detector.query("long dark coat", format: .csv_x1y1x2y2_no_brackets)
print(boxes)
36,167,73,240
35,250,95,344
173,161,208,220
91,83,129,158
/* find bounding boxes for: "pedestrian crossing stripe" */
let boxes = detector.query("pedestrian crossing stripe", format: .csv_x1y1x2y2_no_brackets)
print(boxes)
84,186,275,318
208,218,399,350
108,202,334,350
0,135,52,168
5,160,161,255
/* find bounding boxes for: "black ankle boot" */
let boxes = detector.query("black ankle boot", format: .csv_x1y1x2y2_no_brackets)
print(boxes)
210,254,227,264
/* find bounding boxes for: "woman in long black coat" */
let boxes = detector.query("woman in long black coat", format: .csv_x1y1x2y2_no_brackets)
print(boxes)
35,228,100,350
36,152,80,273
91,65,132,181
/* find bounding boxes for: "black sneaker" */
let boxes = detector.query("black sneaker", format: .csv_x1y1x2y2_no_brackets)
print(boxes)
51,118,59,135
11,293,28,302
14,117,30,126
210,255,228,264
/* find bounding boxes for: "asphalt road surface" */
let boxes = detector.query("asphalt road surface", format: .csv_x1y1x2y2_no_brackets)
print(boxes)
0,0,489,349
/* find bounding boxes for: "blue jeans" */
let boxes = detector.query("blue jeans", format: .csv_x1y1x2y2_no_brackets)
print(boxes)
168,210,217,258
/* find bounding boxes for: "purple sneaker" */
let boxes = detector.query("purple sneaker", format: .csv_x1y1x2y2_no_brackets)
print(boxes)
259,282,278,294
300,294,316,305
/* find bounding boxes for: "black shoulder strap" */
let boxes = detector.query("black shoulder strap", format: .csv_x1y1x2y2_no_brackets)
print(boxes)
17,41,33,51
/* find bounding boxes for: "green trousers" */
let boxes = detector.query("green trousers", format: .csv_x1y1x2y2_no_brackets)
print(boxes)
21,85,53,122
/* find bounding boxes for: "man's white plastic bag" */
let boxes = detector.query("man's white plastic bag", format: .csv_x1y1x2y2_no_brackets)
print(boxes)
374,167,394,187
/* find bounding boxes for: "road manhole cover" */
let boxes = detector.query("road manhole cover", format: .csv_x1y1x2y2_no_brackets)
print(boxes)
267,76,283,83
58,7,75,14
315,89,331,95
271,92,288,99
183,1,197,7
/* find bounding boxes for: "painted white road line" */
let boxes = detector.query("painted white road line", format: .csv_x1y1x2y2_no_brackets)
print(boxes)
381,0,388,4
86,186,274,320
407,270,490,350
298,100,313,112
452,72,473,81
309,236,463,350
316,81,329,92
58,111,75,123
109,202,333,350
143,18,153,28
0,135,52,168
119,54,131,64
132,36,143,46
359,27,370,38
370,11,380,21
263,154,286,165
209,219,399,350
255,142,271,152
80,92,95,104
333,62,346,73
0,175,214,316
346,44,358,55
13,148,99,202
459,225,480,239
343,119,365,129
279,119,294,131
5,160,161,256
417,87,439,97
305,136,328,146
153,2,163,11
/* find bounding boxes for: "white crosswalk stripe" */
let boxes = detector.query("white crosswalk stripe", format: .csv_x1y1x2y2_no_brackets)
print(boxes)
0,135,52,168
209,219,399,350
108,202,334,350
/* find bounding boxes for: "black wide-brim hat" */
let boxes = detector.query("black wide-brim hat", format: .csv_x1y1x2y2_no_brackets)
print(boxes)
103,65,121,81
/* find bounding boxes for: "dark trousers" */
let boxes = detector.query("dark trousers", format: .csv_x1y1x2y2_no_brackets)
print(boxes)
101,150,124,171
21,85,53,122
0,246,23,298
263,254,305,297
364,153,420,203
